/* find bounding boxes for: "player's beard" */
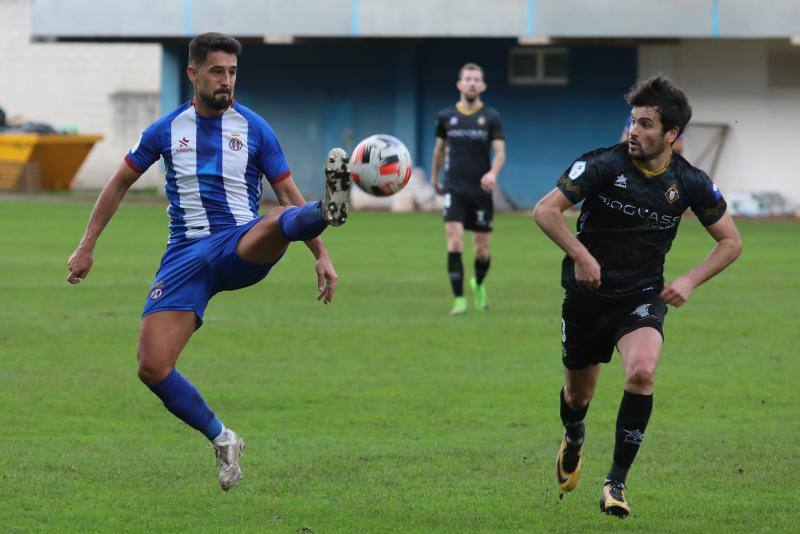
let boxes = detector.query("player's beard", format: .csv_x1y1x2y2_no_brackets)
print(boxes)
464,92,478,103
199,89,231,111
628,137,668,161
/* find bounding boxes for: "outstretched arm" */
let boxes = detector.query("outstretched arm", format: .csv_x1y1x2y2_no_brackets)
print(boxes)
660,212,742,307
67,161,142,284
532,188,601,289
272,177,337,304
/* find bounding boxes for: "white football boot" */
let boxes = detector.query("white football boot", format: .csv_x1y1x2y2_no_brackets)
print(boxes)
322,147,351,226
213,429,245,491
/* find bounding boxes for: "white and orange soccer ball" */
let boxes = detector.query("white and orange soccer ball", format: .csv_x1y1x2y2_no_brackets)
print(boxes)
350,134,412,197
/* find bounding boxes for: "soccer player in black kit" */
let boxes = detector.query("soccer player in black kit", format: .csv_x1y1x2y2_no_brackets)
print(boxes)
431,63,506,315
533,75,742,517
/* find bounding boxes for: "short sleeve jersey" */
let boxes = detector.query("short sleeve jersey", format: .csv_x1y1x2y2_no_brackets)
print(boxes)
125,101,291,244
556,143,727,297
435,103,504,197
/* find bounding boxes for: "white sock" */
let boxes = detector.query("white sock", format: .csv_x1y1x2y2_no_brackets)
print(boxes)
212,425,231,446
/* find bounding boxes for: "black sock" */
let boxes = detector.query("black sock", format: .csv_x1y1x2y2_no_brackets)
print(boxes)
474,256,491,285
447,252,464,297
560,387,589,445
607,390,653,484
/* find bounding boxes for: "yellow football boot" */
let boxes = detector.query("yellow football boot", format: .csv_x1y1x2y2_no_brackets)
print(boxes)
600,480,630,518
555,436,583,493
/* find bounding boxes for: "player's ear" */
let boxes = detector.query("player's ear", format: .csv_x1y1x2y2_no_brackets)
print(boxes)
186,64,198,85
665,126,679,145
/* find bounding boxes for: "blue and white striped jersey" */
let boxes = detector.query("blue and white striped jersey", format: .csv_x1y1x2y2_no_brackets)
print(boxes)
125,101,291,244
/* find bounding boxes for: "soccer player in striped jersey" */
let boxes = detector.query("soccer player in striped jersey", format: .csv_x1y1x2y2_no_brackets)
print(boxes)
66,33,351,491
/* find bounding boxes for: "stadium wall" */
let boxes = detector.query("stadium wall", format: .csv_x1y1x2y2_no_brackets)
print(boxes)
0,0,162,189
639,39,800,205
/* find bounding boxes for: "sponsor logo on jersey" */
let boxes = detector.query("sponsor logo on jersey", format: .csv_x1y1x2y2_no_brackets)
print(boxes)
568,161,586,180
665,183,680,204
446,129,489,140
449,116,458,126
228,133,243,151
177,137,192,153
597,192,681,230
614,174,627,189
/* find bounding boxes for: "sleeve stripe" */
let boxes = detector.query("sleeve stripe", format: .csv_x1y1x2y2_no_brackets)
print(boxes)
271,170,292,184
124,155,145,174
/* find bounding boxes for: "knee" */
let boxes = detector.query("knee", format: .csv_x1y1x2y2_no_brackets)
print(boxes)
267,206,290,223
237,208,290,247
137,353,171,386
263,207,291,232
564,387,593,409
626,365,656,392
446,234,463,252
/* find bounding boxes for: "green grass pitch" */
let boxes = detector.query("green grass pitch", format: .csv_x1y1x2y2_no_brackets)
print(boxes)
0,200,798,532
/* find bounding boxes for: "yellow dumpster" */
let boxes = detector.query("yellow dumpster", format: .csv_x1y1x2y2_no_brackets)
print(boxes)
0,134,103,191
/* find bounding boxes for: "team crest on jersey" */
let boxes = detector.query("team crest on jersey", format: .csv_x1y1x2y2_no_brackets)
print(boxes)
614,174,627,189
449,116,458,126
477,116,486,126
177,137,192,153
665,183,680,204
150,281,164,300
568,161,586,180
228,133,243,151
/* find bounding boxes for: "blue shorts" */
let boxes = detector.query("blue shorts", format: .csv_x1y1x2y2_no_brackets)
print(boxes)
142,217,278,327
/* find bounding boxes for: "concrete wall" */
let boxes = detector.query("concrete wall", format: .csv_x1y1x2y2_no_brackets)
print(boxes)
639,39,800,205
0,0,161,189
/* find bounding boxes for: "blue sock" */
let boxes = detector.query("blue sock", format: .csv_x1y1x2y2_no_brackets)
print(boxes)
148,369,223,440
278,201,326,241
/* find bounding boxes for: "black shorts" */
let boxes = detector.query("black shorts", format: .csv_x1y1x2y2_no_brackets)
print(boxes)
560,291,667,370
443,190,493,232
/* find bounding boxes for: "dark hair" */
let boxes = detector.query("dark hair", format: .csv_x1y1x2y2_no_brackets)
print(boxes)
189,32,242,66
458,62,484,80
625,74,692,137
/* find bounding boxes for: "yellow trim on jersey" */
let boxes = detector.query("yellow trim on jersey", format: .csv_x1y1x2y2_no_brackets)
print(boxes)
456,101,484,116
633,154,672,177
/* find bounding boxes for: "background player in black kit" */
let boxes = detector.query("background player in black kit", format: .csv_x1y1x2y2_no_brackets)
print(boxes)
533,75,742,517
431,63,506,315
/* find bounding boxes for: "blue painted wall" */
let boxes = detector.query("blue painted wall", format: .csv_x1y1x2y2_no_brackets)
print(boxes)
162,39,636,207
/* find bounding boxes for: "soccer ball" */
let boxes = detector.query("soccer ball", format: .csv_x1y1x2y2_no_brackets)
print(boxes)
350,134,412,197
